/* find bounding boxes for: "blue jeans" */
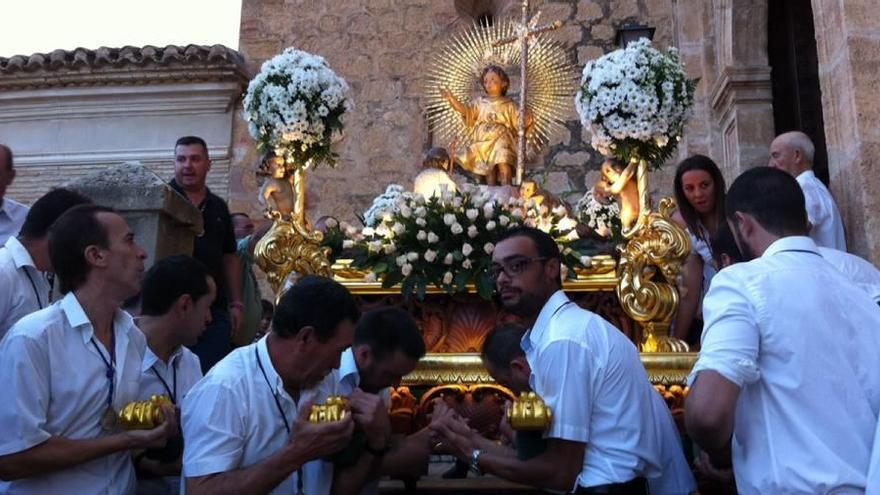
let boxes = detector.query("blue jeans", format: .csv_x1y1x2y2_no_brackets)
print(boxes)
188,307,232,374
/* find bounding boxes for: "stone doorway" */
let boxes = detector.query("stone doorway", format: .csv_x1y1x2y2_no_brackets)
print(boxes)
768,0,830,184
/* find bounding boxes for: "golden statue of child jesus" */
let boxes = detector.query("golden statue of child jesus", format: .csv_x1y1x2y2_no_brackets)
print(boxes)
442,65,532,186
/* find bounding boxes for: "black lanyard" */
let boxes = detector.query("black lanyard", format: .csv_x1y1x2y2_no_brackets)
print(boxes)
150,360,177,403
23,268,43,310
90,330,116,413
255,346,304,495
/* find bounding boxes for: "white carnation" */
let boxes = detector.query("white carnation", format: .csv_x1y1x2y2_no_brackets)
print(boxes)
499,215,510,226
406,252,418,262
443,213,456,226
428,232,439,243
466,209,479,221
462,243,474,257
483,242,494,254
443,271,454,285
342,239,354,249
443,253,454,265
462,258,473,269
451,223,464,235
401,263,413,276
417,230,427,241
424,249,437,262
486,220,496,231
467,225,478,238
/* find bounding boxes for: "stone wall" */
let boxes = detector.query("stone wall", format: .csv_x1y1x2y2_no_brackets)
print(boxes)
230,0,696,223
811,0,880,263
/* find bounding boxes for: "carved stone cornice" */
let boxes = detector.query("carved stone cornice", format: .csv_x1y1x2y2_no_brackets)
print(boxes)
0,44,250,91
709,65,773,120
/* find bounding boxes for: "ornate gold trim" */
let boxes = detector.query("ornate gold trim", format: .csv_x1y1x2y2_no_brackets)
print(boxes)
402,352,697,386
333,254,618,294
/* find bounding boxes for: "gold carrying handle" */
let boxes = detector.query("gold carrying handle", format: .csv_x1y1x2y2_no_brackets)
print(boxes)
118,395,173,430
309,395,350,423
507,391,553,431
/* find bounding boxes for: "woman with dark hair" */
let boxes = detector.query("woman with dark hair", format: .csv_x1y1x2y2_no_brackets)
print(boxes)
671,154,727,346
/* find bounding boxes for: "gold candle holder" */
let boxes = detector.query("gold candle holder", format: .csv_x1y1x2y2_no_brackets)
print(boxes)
118,395,173,430
507,392,552,431
309,395,349,423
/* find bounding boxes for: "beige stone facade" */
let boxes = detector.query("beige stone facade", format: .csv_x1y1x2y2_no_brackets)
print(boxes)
228,0,877,263
1,1,877,263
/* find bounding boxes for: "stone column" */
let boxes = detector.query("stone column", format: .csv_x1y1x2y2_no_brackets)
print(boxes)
811,0,880,262
65,162,203,269
706,0,776,176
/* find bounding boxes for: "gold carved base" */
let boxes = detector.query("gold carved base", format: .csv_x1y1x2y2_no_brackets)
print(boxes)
255,216,332,294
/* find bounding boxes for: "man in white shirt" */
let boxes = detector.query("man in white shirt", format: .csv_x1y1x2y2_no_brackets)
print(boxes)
0,188,91,339
134,255,216,494
712,221,880,303
182,276,381,495
769,131,846,250
0,145,28,245
466,323,695,495
433,226,674,494
686,167,880,493
0,204,179,494
329,307,432,494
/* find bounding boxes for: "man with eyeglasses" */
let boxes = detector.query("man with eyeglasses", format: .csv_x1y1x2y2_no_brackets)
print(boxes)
434,226,689,494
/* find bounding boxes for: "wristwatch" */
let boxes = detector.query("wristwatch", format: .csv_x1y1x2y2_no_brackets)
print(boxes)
469,448,484,476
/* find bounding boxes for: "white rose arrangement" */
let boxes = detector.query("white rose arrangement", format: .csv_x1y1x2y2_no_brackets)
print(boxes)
575,38,696,168
323,184,596,299
244,48,351,167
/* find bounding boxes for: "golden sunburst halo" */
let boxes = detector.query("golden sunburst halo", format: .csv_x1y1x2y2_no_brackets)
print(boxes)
424,17,578,159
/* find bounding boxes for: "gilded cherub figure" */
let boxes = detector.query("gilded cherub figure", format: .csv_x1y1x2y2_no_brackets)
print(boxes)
259,151,296,219
594,158,640,231
441,65,532,186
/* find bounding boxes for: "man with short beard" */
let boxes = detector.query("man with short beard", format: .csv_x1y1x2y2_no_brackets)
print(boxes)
686,167,880,493
433,226,680,494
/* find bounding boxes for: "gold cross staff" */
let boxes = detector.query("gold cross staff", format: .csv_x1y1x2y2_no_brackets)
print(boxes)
493,0,564,185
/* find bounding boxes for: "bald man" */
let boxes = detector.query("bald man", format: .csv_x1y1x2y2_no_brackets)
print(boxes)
768,132,846,250
0,145,29,245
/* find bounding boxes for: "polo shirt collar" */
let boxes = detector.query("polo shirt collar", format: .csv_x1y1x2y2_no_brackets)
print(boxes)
60,291,135,346
169,178,211,207
795,169,816,185
142,344,183,372
0,198,10,217
762,236,819,258
3,236,36,269
522,289,570,351
337,347,360,389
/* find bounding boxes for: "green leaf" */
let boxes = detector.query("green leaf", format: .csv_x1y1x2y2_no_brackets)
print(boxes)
401,276,416,298
453,271,470,292
475,272,494,300
381,271,403,289
373,261,389,274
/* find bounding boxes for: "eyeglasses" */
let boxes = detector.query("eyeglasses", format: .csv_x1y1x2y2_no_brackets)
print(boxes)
487,257,548,280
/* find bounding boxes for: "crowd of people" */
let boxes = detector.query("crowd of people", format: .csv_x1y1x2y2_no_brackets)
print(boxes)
0,128,877,495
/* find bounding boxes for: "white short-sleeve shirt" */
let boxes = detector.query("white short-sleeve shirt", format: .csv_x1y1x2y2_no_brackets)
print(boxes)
520,291,667,490
0,197,28,246
0,292,146,494
135,341,203,495
690,236,880,493
181,336,336,495
0,236,51,340
797,170,847,250
817,247,880,303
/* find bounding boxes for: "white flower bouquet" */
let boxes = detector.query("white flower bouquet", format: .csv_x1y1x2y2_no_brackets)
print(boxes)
362,184,405,227
575,38,696,168
243,48,351,168
575,188,622,240
326,185,594,299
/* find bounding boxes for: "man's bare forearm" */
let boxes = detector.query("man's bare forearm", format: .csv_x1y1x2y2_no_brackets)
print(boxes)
186,446,301,495
0,434,136,481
